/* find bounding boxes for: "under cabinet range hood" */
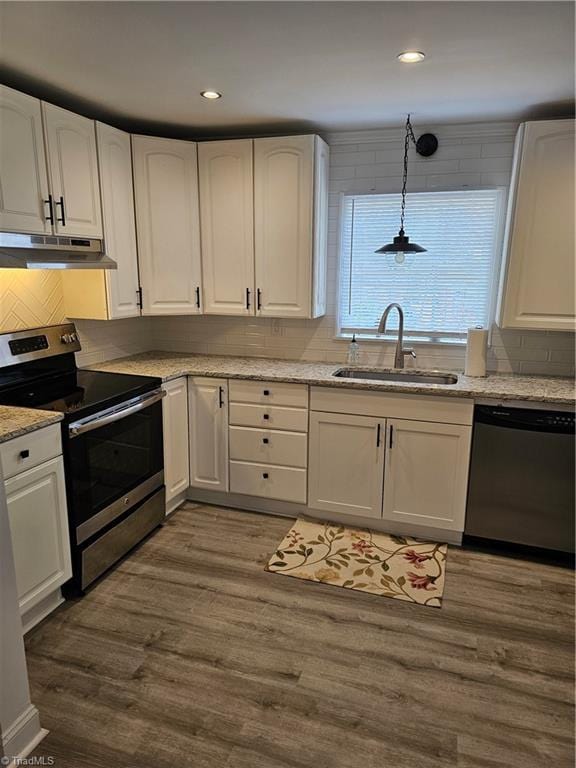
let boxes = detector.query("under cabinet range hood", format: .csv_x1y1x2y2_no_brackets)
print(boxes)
0,233,117,269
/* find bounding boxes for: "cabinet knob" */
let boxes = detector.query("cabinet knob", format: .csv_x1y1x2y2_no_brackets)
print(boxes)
263,413,270,420
262,473,269,479
19,449,30,459
263,438,269,444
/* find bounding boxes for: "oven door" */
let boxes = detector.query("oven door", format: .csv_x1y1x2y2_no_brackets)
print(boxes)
66,389,165,543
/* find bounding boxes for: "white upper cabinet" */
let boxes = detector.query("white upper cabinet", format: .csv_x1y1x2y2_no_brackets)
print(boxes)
254,135,329,318
199,140,255,315
498,119,575,331
42,102,103,238
382,420,471,533
132,135,202,315
96,123,140,318
62,122,141,320
0,85,51,234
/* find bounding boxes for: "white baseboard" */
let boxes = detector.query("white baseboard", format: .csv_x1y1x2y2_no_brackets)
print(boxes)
187,487,463,545
165,489,188,517
1,705,47,764
22,590,64,635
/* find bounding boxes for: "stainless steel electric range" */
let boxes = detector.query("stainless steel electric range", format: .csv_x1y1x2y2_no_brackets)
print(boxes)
0,323,165,593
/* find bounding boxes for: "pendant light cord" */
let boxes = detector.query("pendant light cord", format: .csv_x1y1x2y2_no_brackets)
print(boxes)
399,114,416,235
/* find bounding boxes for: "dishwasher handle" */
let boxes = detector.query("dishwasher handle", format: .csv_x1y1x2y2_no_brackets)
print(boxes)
474,405,575,435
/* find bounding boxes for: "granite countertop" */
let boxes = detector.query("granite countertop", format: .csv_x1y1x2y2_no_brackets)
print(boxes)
89,352,575,406
0,406,63,445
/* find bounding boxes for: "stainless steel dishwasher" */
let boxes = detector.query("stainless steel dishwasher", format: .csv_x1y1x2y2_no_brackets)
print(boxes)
465,405,575,553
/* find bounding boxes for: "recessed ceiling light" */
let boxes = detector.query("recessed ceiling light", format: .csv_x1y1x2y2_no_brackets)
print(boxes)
397,51,426,64
200,90,222,100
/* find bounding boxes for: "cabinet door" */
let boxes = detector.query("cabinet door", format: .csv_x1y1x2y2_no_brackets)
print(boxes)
5,456,72,616
308,411,385,518
189,377,229,491
382,420,471,532
0,86,51,234
254,135,314,318
162,377,190,507
499,120,575,331
199,140,255,315
97,122,141,318
42,102,103,237
132,136,202,315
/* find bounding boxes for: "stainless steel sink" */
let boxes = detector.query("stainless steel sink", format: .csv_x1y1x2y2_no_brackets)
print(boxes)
333,369,459,385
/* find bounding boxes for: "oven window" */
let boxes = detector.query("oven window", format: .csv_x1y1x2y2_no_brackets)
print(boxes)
67,400,163,526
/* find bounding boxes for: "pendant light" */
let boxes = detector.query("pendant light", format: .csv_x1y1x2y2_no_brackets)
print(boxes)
375,114,438,264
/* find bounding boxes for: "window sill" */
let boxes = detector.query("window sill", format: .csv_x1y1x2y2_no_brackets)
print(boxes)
336,332,468,347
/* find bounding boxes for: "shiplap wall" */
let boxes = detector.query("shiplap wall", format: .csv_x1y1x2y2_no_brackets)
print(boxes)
149,122,575,376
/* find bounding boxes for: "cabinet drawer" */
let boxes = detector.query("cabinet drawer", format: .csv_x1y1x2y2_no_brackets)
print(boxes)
0,424,62,480
229,426,307,468
230,460,307,504
229,379,308,408
229,403,308,432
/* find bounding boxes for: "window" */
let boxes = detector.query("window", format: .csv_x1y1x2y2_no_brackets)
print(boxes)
337,189,505,342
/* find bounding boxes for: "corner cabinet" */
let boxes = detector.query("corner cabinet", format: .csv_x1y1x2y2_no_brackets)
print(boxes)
198,140,255,315
132,135,202,315
162,377,190,513
62,122,141,320
253,135,329,318
189,377,229,492
498,119,575,331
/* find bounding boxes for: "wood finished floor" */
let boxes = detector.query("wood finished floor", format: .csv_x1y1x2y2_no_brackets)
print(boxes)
27,503,574,768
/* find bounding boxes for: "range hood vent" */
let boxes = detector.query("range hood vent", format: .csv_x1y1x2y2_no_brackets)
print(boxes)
0,232,117,269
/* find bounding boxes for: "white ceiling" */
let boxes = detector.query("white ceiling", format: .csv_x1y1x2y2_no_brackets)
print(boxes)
0,1,574,137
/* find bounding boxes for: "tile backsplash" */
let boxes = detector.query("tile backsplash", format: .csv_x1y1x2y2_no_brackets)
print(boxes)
0,270,66,332
1,121,574,377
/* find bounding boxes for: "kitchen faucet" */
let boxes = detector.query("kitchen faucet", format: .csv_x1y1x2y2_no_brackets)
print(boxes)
377,303,416,369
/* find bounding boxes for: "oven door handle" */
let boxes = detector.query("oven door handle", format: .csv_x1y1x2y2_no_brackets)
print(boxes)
68,389,165,438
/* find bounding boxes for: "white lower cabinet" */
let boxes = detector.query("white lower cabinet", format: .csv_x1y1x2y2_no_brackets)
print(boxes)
189,377,229,492
308,412,385,518
229,461,306,504
308,406,472,535
5,455,71,627
382,420,472,532
162,377,190,510
229,426,307,468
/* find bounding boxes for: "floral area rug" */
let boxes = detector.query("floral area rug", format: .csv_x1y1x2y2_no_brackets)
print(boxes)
265,517,448,608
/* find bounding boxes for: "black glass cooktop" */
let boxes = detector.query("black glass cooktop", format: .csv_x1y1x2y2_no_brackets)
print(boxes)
0,368,162,420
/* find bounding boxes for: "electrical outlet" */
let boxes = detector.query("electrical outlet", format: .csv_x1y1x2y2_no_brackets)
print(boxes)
271,319,283,337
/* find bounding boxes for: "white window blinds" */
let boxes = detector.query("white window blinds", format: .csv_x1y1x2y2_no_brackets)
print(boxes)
338,189,504,339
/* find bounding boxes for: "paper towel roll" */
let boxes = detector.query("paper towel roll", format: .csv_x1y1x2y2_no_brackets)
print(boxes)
465,327,488,377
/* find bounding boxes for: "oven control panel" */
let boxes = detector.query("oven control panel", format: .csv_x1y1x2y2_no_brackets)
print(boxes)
9,335,49,356
0,323,81,367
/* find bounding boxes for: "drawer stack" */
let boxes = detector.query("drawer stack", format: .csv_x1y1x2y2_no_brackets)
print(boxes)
228,380,308,503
